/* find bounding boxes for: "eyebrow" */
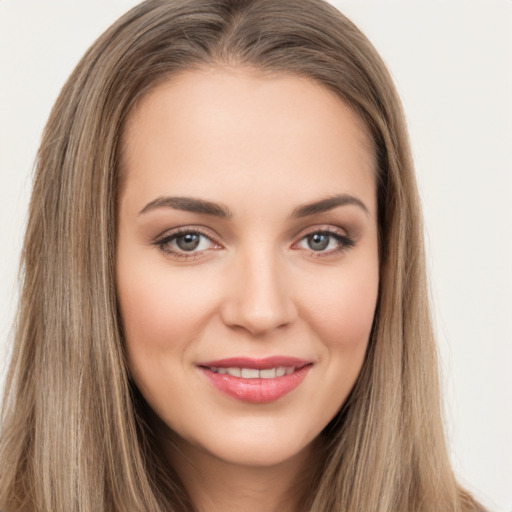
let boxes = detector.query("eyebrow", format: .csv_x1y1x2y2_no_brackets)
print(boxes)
138,196,233,217
138,193,368,218
291,193,369,217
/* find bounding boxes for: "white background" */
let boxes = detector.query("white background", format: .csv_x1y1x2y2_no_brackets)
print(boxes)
0,1,510,510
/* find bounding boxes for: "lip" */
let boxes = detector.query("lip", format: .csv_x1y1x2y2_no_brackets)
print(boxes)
197,356,313,404
199,356,310,370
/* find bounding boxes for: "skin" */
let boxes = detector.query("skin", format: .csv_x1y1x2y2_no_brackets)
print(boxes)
117,66,379,512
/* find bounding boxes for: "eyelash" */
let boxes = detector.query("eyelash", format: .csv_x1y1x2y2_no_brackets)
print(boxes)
153,228,219,260
153,226,355,260
295,229,355,257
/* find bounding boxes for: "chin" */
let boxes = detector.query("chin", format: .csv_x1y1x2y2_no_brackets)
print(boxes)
221,439,312,467
169,417,321,470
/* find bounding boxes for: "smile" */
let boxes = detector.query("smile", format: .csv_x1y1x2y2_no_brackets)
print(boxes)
198,357,313,403
208,367,295,378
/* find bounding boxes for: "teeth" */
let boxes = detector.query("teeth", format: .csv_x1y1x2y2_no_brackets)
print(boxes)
276,366,286,377
241,368,259,379
259,368,276,378
211,366,296,379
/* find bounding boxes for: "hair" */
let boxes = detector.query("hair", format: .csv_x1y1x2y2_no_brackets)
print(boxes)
0,1,483,511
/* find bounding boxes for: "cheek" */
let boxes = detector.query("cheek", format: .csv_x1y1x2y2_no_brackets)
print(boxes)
285,259,379,438
117,257,218,351
298,256,378,414
301,261,379,351
116,255,213,403
116,262,217,417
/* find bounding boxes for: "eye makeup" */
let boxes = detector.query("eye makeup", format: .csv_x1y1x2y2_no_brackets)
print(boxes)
153,227,222,260
152,223,356,261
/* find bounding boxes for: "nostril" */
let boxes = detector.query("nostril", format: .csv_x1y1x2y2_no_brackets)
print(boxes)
220,293,297,335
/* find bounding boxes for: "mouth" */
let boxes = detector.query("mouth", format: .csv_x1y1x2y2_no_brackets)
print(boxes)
208,366,296,378
197,357,313,404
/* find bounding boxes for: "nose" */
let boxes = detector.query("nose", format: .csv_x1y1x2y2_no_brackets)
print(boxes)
220,247,297,336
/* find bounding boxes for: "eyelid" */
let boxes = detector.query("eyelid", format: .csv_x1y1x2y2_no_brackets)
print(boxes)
152,223,220,241
292,224,355,255
297,224,349,238
151,223,355,260
153,226,223,259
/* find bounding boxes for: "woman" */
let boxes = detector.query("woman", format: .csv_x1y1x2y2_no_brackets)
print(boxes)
0,0,486,510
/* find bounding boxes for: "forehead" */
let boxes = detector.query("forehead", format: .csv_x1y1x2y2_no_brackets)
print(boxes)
119,66,376,216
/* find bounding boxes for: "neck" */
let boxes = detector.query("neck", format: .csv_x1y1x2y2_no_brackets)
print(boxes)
163,436,322,512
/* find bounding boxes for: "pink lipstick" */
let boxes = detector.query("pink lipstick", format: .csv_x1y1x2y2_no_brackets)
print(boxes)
197,357,312,404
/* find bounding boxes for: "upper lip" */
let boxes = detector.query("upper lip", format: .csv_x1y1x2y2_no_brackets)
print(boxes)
197,356,311,370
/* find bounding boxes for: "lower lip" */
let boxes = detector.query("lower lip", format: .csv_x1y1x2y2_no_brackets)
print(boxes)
200,366,312,404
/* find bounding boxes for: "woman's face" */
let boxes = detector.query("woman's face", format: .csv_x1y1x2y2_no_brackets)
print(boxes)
117,67,379,469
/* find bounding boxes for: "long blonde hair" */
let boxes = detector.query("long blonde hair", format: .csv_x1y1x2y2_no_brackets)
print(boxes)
0,1,483,510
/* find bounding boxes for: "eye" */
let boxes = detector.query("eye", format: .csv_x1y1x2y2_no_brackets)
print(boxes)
154,229,221,259
173,232,205,251
295,229,354,255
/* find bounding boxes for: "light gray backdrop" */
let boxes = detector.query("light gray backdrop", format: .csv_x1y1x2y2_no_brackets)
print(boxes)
0,1,510,510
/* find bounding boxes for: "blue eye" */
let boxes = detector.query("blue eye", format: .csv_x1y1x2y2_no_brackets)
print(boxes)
297,230,354,253
155,230,218,257
174,233,202,251
305,233,330,251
